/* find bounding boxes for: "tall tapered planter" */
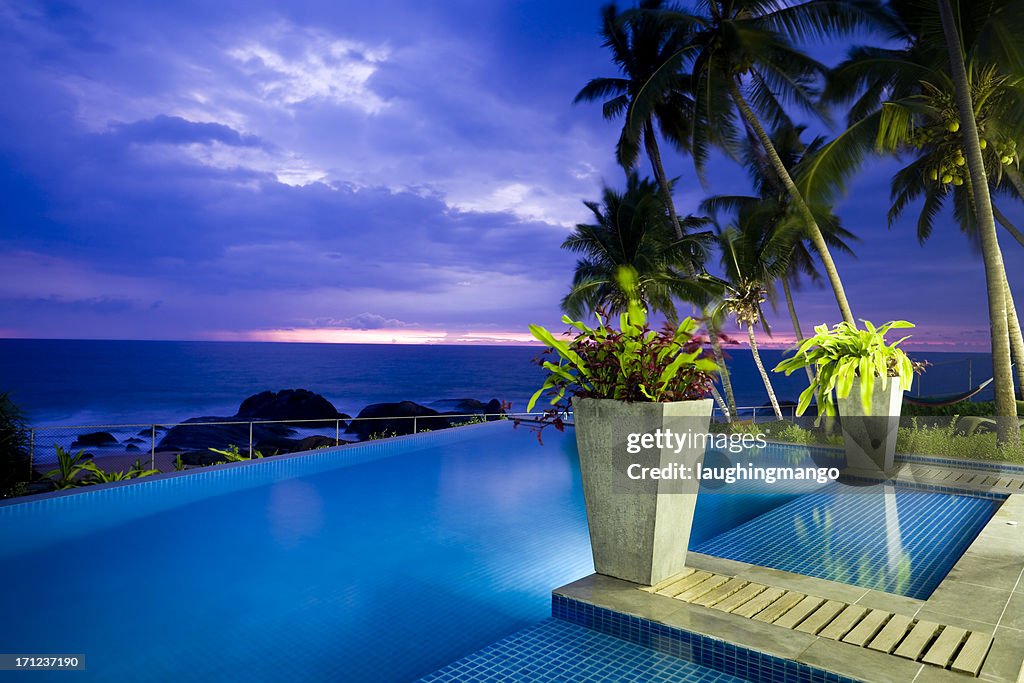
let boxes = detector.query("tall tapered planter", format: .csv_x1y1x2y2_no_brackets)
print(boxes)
572,396,713,586
836,378,904,474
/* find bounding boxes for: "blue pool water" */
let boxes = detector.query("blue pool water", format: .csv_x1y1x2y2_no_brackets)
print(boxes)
0,425,592,682
0,423,1001,681
693,483,1001,599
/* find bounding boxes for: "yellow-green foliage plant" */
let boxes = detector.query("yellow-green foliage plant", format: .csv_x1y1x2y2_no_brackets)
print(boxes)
774,320,916,416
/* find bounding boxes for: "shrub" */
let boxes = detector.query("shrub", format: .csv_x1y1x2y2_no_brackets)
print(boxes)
0,393,30,498
208,444,265,462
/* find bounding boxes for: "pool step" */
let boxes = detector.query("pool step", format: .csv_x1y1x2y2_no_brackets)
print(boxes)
643,569,994,677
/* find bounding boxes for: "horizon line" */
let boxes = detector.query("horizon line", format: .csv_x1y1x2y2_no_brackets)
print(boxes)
0,332,996,353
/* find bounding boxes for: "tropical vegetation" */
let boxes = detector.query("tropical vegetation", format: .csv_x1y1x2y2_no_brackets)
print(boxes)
0,393,30,498
558,0,1022,453
42,446,161,489
528,267,717,423
775,320,916,416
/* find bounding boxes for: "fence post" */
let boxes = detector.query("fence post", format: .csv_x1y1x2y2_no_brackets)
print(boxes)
968,359,973,390
335,419,340,446
752,406,757,422
29,429,34,480
249,422,254,459
150,425,156,470
413,416,418,434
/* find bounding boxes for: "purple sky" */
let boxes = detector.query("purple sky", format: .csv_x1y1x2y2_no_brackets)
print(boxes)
0,0,1021,350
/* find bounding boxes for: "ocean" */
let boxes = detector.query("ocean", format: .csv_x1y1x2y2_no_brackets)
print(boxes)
0,339,995,428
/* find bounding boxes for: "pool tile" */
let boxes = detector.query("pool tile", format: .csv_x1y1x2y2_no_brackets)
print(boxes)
418,618,753,682
693,485,1000,599
552,593,862,682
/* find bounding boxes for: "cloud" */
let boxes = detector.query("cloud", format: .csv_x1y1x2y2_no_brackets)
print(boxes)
321,313,413,330
228,25,390,113
110,115,265,148
0,0,1021,349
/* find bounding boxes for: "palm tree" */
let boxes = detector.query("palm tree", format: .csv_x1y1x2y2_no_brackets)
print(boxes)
560,172,711,319
575,0,695,239
654,0,889,326
880,65,1024,397
938,1,1018,439
819,0,1021,440
575,1,740,418
704,222,799,419
560,172,735,414
704,123,859,384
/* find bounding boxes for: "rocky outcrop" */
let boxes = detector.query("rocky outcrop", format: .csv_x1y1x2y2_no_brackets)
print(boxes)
155,390,505,456
346,401,448,439
345,399,505,440
156,389,352,454
432,398,505,417
236,389,348,423
156,417,298,453
71,432,118,448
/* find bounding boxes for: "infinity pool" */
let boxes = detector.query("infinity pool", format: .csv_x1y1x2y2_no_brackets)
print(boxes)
0,423,999,681
0,425,593,681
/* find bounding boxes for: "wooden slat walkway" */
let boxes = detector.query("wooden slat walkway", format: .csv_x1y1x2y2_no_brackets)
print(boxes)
903,464,1024,491
642,568,994,677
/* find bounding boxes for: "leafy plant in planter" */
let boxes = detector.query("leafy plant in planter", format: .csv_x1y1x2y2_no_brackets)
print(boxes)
525,267,719,586
774,320,916,416
526,268,718,423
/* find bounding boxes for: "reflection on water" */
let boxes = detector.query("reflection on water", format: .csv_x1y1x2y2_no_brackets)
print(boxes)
694,479,997,599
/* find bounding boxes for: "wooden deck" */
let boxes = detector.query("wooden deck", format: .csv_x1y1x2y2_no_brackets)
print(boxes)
643,567,995,676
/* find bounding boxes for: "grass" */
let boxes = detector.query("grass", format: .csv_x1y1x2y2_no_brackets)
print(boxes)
714,416,1024,464
896,417,1024,463
713,419,843,447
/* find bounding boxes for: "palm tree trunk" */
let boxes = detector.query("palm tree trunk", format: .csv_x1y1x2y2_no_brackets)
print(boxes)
1005,278,1024,400
992,206,1024,396
939,0,1019,443
726,79,855,326
707,319,738,419
643,125,740,416
781,277,815,386
710,385,730,419
644,121,684,240
748,325,783,419
993,203,1024,248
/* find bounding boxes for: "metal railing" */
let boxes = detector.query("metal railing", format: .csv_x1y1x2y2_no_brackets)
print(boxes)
25,411,548,479
712,404,800,422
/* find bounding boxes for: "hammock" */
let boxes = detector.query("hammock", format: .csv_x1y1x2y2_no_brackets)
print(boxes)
902,377,994,408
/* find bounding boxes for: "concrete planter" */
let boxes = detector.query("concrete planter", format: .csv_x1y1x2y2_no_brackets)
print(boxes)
572,396,713,586
836,377,904,474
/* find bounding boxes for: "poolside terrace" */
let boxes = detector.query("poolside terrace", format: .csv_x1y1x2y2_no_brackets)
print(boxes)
554,460,1024,682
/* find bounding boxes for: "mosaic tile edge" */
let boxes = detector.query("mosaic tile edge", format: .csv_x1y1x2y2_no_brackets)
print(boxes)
552,593,864,683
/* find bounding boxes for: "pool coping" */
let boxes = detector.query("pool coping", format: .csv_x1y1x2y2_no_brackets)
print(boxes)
555,481,1024,681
